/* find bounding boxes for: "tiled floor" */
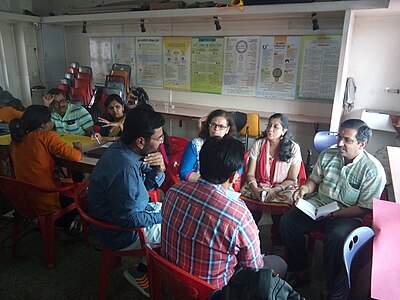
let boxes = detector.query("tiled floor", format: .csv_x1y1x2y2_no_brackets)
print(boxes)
0,214,371,299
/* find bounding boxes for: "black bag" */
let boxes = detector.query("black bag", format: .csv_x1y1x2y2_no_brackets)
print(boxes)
209,268,304,300
130,87,149,105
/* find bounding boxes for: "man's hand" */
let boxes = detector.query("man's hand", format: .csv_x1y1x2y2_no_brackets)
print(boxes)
143,152,166,173
293,184,311,205
42,94,55,107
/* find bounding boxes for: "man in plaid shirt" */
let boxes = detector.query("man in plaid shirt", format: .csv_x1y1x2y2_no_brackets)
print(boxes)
161,136,287,289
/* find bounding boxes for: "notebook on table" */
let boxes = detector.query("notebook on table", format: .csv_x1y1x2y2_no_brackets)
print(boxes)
84,142,113,158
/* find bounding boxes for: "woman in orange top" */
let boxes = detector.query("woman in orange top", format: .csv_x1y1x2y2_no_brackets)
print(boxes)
9,105,82,231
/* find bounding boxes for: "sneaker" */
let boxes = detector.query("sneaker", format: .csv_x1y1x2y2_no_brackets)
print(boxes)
124,268,150,298
66,220,82,236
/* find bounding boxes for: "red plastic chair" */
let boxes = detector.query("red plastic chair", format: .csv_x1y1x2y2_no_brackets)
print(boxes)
169,136,189,155
71,86,90,106
67,66,78,77
145,244,216,300
77,72,94,95
160,136,189,193
74,180,147,300
0,176,78,269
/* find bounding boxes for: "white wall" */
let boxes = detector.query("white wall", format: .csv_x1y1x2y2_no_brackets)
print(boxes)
346,6,400,199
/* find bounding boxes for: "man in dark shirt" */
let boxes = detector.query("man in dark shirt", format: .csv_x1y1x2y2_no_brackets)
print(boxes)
88,105,166,297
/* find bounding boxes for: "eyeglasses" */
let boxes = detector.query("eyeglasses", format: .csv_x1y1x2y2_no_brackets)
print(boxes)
150,134,164,142
337,135,357,144
209,122,228,130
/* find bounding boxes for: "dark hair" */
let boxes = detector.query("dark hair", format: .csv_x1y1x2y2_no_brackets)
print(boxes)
9,105,51,143
104,94,124,109
47,88,65,98
260,113,294,162
0,91,25,111
200,136,244,184
199,109,237,139
120,104,165,146
340,119,372,143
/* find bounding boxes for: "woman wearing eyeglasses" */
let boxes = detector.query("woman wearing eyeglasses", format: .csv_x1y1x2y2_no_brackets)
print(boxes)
91,94,126,143
179,109,237,182
244,113,301,247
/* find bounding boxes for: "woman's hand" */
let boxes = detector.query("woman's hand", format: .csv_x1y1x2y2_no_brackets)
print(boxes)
98,117,123,130
144,152,166,174
91,132,103,142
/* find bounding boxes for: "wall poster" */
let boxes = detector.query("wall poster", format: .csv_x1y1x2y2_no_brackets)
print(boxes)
136,37,163,87
222,36,260,96
297,35,342,101
191,37,224,94
256,36,301,100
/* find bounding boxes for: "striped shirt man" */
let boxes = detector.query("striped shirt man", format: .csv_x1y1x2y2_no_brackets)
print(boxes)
51,103,93,135
161,178,264,289
307,148,386,209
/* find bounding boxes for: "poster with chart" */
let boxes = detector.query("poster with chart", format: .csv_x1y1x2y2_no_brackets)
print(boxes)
297,35,341,101
111,37,135,85
256,36,301,99
163,37,191,90
191,37,224,94
135,37,163,87
90,38,112,85
222,37,260,96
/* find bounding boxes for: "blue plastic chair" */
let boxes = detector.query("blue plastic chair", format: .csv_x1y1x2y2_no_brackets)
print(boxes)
343,226,375,289
314,131,338,153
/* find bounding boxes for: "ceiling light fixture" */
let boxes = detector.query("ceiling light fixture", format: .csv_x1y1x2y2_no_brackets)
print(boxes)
140,19,146,33
82,21,87,34
214,16,221,31
311,13,319,31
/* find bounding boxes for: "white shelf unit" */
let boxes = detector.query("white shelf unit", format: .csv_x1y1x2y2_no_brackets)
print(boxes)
39,1,389,26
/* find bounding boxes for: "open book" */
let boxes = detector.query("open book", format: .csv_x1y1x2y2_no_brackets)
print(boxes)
296,198,339,220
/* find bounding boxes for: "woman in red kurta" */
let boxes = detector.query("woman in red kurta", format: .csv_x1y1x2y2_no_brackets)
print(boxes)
9,105,82,230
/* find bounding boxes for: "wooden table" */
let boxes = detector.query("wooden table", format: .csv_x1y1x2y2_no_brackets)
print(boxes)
387,146,400,203
0,133,101,174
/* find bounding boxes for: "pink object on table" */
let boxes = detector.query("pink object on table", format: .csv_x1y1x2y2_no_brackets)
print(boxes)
371,199,400,299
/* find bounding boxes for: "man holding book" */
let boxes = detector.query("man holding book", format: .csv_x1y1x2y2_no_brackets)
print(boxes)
280,119,386,297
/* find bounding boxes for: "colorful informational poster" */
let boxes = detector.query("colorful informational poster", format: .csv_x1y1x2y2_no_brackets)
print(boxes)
111,37,135,85
222,36,260,96
191,37,224,94
163,37,191,90
297,35,342,101
135,37,163,87
89,38,112,85
256,36,301,100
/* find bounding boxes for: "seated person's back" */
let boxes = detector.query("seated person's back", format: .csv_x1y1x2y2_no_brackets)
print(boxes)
162,137,266,288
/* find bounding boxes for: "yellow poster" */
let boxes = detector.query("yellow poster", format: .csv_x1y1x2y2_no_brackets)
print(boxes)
163,37,191,90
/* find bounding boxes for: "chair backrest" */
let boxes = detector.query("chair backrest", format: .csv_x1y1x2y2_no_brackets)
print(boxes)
110,69,129,95
67,66,78,77
78,66,93,76
169,136,189,155
343,226,375,289
239,114,260,151
112,63,131,79
314,131,338,153
60,78,72,87
106,75,125,84
74,180,147,246
64,72,75,82
229,111,247,133
145,244,216,300
68,61,80,69
165,150,185,189
0,176,44,218
105,81,125,98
